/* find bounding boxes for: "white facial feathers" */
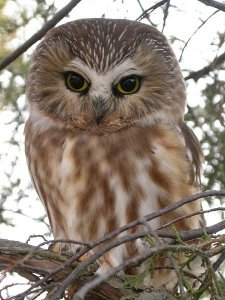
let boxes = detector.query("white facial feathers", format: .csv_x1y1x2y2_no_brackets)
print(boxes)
65,58,143,99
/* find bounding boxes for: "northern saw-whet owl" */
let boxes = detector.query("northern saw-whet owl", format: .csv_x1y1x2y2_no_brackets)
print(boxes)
25,18,203,288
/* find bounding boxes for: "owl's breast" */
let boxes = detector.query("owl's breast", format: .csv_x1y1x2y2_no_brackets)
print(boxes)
55,123,197,242
58,133,159,240
25,119,199,245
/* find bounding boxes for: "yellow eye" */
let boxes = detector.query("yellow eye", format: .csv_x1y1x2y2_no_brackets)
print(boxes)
65,72,89,93
115,76,141,95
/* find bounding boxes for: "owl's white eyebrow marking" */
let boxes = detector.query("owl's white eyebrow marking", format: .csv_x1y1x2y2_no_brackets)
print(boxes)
67,58,143,83
64,58,144,101
65,60,92,81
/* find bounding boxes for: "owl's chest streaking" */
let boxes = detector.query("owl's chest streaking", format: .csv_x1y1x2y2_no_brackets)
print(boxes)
25,119,198,246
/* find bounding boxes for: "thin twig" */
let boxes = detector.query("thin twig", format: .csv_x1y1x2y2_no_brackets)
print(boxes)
159,206,225,230
136,0,153,25
1,221,225,299
45,219,225,299
141,218,187,299
179,9,219,61
11,190,225,299
26,234,49,243
10,218,225,300
0,0,82,71
3,190,225,299
162,0,170,33
73,244,210,300
136,0,167,21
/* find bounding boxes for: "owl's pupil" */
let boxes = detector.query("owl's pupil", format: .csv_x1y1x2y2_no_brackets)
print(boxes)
70,74,84,89
120,77,136,92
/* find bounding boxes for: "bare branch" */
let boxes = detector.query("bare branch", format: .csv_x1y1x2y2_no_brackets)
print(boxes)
185,51,225,81
213,250,225,271
136,0,168,21
141,219,187,299
162,0,170,33
179,9,219,61
159,206,225,230
197,0,225,12
0,0,82,71
43,210,225,299
73,233,225,299
0,239,132,300
73,244,210,300
1,190,225,299
136,0,153,25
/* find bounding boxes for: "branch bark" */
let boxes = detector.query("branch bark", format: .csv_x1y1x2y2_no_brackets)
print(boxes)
0,0,82,71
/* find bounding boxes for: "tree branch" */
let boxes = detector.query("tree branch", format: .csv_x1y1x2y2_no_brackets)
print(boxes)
0,0,82,71
197,0,225,12
162,0,170,33
179,9,219,62
0,239,173,300
136,0,168,21
1,190,225,299
185,51,225,81
136,0,153,25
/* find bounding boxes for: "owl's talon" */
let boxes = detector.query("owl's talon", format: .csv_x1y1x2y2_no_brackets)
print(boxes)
48,243,61,253
48,243,71,256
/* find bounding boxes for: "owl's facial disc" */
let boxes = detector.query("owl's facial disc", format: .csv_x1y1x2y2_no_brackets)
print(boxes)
64,64,143,126
27,19,187,133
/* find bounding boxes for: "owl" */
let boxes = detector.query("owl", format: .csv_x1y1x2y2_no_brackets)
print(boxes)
25,18,203,288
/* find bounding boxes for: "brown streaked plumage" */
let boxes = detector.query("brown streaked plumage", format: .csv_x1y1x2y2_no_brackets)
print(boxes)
25,18,203,288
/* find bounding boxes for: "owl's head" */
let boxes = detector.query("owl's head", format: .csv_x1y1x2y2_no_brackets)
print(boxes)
27,19,186,133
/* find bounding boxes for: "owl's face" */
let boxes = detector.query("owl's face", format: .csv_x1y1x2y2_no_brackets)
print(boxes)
27,19,186,133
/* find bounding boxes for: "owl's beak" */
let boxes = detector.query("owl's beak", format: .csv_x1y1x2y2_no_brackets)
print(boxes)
92,97,108,125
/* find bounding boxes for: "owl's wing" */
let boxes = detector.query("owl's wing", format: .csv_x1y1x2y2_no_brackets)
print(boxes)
179,121,204,187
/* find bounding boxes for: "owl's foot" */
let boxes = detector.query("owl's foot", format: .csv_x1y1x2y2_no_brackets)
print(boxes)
48,242,71,255
49,242,61,253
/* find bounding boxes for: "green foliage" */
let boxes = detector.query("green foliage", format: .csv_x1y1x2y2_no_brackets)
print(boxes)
202,78,225,190
218,272,225,296
123,249,225,299
185,32,225,192
124,272,149,290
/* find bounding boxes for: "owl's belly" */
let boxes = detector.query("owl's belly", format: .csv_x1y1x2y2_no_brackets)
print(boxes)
27,123,199,267
56,137,161,245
